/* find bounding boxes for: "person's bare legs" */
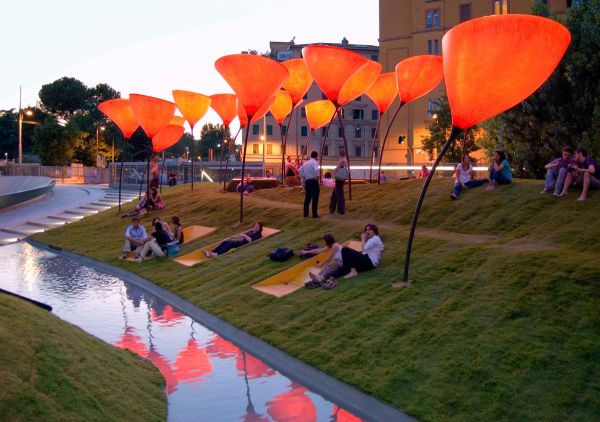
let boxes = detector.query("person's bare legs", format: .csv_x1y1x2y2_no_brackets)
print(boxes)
558,172,574,197
485,181,496,191
343,268,359,279
578,172,590,201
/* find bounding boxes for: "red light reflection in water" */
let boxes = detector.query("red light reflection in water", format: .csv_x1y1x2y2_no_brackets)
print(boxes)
332,404,362,421
147,350,178,394
116,329,148,357
173,338,213,385
150,305,184,327
267,383,318,422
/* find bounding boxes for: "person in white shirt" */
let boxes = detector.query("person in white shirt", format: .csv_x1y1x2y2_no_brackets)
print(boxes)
298,151,320,218
329,223,384,280
121,217,149,259
450,154,488,200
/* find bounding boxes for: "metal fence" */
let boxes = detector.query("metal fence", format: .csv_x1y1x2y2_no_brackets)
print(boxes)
0,163,110,184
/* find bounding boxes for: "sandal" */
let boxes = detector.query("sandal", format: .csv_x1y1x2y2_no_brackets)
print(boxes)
304,280,322,289
322,277,339,290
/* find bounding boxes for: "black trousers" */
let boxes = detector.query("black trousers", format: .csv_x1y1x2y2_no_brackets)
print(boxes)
330,247,375,277
212,239,247,255
303,178,320,217
329,179,346,214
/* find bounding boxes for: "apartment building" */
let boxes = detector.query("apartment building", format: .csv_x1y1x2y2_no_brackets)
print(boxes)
378,0,569,164
242,39,380,171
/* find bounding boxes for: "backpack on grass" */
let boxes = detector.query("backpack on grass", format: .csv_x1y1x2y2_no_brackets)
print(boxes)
269,247,294,262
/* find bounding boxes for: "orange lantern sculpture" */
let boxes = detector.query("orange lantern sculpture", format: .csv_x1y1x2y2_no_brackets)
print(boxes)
267,90,293,178
365,72,398,182
129,94,176,191
169,115,186,126
304,99,336,173
210,93,238,186
281,58,313,177
98,98,139,210
303,45,375,200
376,55,444,185
152,124,185,154
401,14,570,285
172,90,211,191
215,54,289,223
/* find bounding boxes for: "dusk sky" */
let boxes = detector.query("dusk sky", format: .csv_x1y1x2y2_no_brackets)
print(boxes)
1,0,378,133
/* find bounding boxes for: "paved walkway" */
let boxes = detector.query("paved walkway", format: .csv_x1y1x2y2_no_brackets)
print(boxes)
0,185,138,245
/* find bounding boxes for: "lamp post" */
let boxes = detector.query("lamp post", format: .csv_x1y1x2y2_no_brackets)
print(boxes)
18,109,33,165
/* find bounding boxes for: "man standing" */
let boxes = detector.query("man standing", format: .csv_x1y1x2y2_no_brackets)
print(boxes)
121,217,148,259
299,150,320,218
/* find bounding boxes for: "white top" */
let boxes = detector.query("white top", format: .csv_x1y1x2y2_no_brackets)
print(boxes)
125,225,147,241
322,178,335,187
363,235,383,267
455,163,472,185
299,158,319,180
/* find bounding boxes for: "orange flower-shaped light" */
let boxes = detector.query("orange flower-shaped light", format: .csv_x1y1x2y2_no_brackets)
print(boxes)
129,94,176,139
338,59,382,106
269,90,293,125
210,93,238,127
395,55,444,105
169,115,186,126
305,100,336,132
237,99,248,128
366,72,398,113
444,14,570,129
173,339,212,384
267,383,317,422
250,95,276,124
215,54,289,119
281,58,313,106
302,45,369,106
172,90,211,128
152,124,185,153
98,99,139,139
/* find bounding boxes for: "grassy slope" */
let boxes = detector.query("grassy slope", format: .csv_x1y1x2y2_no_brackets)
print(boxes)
0,294,166,422
33,179,599,421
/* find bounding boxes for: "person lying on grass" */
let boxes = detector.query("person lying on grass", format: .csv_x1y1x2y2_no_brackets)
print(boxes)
305,234,343,288
205,222,263,258
134,222,173,262
450,154,488,200
485,150,512,191
558,147,600,201
322,224,383,289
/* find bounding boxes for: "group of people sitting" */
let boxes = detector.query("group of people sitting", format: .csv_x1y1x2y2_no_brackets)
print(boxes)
121,215,184,262
124,188,166,217
449,150,513,199
303,223,384,290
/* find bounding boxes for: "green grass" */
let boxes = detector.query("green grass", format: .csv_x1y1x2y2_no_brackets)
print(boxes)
0,294,166,422
33,179,600,421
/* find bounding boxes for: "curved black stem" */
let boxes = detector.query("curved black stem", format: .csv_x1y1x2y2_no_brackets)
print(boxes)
224,127,241,191
281,109,294,179
369,114,382,183
318,114,335,182
118,139,126,211
159,154,165,193
403,126,463,283
190,125,195,191
336,109,352,200
239,121,251,223
377,102,403,185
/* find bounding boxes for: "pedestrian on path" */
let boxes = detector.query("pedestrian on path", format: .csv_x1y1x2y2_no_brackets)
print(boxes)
299,151,320,218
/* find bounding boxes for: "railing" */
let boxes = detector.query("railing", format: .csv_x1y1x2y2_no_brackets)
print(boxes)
1,163,110,184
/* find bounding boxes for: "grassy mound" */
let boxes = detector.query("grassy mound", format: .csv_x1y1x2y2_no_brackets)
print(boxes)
0,294,166,421
33,179,599,421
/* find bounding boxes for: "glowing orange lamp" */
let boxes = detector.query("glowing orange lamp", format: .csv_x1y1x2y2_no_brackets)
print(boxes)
304,99,336,172
266,90,293,178
377,55,444,185
172,90,211,191
338,59,381,106
215,53,289,222
365,72,398,182
223,99,249,190
401,14,571,285
169,115,186,126
98,98,139,210
210,93,239,188
152,125,185,153
129,94,176,190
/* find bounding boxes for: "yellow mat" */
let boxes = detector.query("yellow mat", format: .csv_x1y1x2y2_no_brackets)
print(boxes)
182,225,217,245
252,240,362,298
174,227,281,267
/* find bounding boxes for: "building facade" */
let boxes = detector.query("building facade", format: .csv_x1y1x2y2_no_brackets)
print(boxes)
378,0,569,165
242,40,380,173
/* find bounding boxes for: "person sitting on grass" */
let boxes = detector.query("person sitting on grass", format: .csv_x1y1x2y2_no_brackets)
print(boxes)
417,165,430,179
485,150,512,191
121,217,148,259
540,145,575,195
205,222,263,258
322,172,335,188
152,217,172,238
148,188,165,210
168,171,177,186
124,190,154,217
265,170,275,179
324,224,384,289
135,222,173,262
171,216,184,245
450,154,488,200
558,147,600,201
236,177,256,195
305,234,343,288
379,170,387,183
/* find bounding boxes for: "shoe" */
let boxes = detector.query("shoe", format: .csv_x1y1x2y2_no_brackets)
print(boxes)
133,256,143,263
322,277,339,290
313,215,320,219
540,189,551,194
450,193,458,200
309,272,324,283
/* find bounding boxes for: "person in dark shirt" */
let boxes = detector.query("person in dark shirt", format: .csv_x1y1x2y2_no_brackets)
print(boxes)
559,147,600,201
206,222,263,257
136,222,173,261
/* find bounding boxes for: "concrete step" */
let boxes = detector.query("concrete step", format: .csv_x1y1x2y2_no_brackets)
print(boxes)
90,202,113,207
49,213,85,221
98,199,119,204
0,231,22,245
2,224,47,236
27,218,68,228
80,205,110,211
65,208,97,215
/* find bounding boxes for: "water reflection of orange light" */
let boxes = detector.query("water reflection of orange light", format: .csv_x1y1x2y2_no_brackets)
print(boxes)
150,305,185,327
331,405,362,422
116,329,149,357
267,383,317,422
173,339,212,384
147,350,178,394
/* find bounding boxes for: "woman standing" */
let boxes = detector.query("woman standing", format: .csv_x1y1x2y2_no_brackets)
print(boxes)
329,148,348,215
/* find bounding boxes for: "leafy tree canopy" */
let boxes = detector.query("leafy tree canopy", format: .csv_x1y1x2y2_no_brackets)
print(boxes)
39,77,88,118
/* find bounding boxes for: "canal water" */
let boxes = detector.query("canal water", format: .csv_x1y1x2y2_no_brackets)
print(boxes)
0,243,361,421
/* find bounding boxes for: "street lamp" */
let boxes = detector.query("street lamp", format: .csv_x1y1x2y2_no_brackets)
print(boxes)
96,125,105,167
18,108,35,165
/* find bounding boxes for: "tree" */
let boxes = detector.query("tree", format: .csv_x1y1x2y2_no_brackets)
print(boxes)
33,119,87,165
421,96,481,163
199,123,231,159
39,77,88,118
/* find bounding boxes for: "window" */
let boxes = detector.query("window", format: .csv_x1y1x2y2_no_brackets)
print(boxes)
323,145,329,156
494,0,508,14
355,146,362,157
281,125,287,136
321,127,327,137
266,144,273,155
371,54,379,61
355,126,362,139
371,127,376,138
277,51,291,61
371,109,378,120
355,95,362,102
252,144,259,154
460,3,471,22
338,126,344,138
301,107,306,118
352,109,364,120
301,126,308,136
427,40,440,55
267,125,273,136
426,9,439,28
427,98,440,117
252,124,259,135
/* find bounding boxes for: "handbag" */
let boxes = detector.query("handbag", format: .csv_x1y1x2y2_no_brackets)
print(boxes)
334,165,349,181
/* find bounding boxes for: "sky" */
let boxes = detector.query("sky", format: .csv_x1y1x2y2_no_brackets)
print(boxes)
1,0,379,133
